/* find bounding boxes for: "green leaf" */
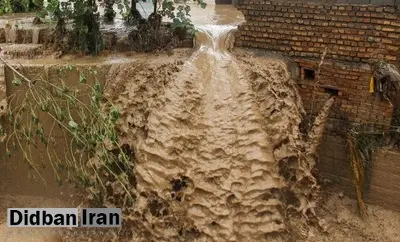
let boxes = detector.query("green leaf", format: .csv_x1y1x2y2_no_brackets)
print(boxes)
177,11,185,19
187,27,196,36
41,135,48,145
200,2,206,9
12,78,22,87
40,101,50,112
173,18,182,25
38,10,48,18
94,81,102,93
184,5,190,14
31,114,40,125
33,0,43,7
110,106,120,123
55,106,64,121
68,120,78,129
79,73,87,83
6,149,11,158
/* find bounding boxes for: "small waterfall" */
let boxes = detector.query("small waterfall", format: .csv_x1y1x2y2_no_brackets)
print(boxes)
5,24,17,43
32,28,40,44
194,25,237,52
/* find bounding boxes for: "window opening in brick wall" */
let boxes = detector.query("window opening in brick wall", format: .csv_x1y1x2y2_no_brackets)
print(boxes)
324,86,339,96
303,68,315,81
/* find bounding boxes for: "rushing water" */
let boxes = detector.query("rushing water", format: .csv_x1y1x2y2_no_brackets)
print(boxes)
132,24,289,241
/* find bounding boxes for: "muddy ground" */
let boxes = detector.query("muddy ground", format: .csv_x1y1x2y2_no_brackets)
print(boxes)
314,187,400,242
1,187,400,242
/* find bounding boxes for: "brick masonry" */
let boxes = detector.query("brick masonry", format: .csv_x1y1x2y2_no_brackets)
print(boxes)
235,0,397,127
298,58,393,124
236,0,400,62
0,63,6,118
235,0,400,210
318,135,400,211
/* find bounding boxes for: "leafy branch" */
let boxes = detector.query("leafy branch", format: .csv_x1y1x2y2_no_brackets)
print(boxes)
2,57,136,207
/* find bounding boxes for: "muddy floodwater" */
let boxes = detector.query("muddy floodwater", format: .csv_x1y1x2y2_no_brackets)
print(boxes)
105,15,322,242
134,25,289,240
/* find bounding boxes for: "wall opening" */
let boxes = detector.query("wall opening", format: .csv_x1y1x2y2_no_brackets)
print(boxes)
303,68,315,81
324,86,339,96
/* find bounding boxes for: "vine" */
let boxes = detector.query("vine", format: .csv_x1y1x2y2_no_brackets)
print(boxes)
2,57,135,209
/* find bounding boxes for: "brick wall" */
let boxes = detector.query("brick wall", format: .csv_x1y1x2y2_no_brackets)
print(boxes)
235,0,400,209
236,0,400,62
318,135,400,211
235,0,397,127
297,58,393,127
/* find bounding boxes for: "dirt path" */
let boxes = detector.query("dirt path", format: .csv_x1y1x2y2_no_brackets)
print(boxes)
311,188,400,242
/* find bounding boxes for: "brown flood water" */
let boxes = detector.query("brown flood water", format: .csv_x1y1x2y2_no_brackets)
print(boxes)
134,25,286,240
111,21,326,241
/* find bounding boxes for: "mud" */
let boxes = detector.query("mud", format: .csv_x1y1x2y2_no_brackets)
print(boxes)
96,24,332,241
311,187,400,242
